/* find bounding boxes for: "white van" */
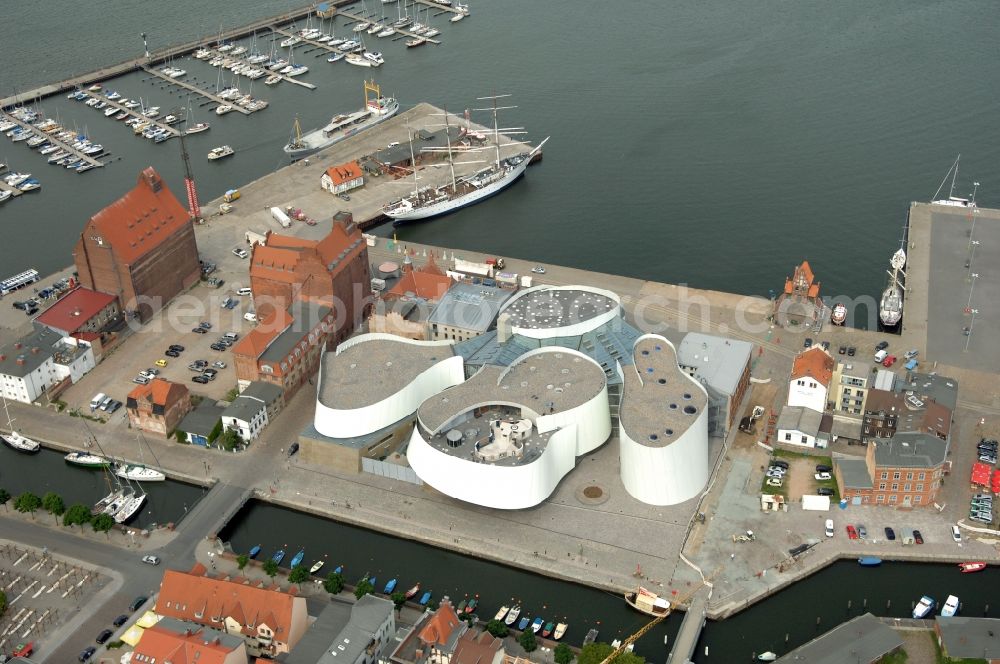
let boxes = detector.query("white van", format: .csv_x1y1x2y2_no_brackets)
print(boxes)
825,519,834,537
244,311,257,323
90,392,107,411
236,287,252,296
874,349,888,363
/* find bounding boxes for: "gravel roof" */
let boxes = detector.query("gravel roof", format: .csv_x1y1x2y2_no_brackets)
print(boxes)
503,287,618,331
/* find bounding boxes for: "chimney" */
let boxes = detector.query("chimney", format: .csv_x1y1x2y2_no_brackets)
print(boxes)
496,313,512,344
16,358,25,366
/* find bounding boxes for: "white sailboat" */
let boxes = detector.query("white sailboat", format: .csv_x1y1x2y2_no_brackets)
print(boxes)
1,395,41,453
114,434,166,481
931,154,978,208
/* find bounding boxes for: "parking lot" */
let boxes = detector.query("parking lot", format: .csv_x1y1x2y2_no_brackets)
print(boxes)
59,242,261,414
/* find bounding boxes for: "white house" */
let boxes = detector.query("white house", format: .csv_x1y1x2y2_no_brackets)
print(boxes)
321,161,365,195
776,405,825,449
787,347,834,413
0,329,95,403
222,381,284,441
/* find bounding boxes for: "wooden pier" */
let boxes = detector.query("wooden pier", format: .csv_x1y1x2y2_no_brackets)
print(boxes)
76,96,182,139
411,0,466,17
0,172,24,198
0,111,105,169
199,48,317,91
333,10,442,45
141,66,255,114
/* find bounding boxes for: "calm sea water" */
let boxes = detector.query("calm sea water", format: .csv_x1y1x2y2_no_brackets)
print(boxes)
1,0,997,299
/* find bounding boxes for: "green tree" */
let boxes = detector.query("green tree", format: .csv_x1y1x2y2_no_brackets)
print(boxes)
63,503,92,528
14,491,41,516
207,420,223,444
236,553,250,571
391,591,407,611
519,630,537,653
485,620,509,638
554,643,574,664
220,428,241,452
262,559,279,579
289,565,310,584
0,589,6,619
578,644,643,664
91,512,115,537
324,571,345,595
354,576,375,599
0,488,10,511
42,492,65,521
174,430,187,444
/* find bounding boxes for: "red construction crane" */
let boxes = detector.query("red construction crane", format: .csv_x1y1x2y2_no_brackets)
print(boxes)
178,129,201,221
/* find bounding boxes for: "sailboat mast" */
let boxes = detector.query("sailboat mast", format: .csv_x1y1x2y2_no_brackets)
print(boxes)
407,125,419,197
444,109,457,190
950,154,960,198
492,96,501,169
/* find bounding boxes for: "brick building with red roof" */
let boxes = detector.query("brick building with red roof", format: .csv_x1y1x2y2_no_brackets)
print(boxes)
73,167,200,322
126,377,192,437
132,617,247,664
155,563,308,657
321,160,365,195
35,287,121,337
232,216,371,398
369,255,454,340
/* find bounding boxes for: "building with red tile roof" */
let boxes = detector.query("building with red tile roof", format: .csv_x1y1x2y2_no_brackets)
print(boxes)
132,617,247,664
235,217,371,399
321,161,365,195
451,630,504,664
35,287,121,337
390,598,467,664
73,167,201,322
155,563,308,657
774,260,824,327
787,347,835,413
126,378,192,437
370,256,455,340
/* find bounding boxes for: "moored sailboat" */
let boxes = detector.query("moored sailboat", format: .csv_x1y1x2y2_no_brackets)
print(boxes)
65,452,112,468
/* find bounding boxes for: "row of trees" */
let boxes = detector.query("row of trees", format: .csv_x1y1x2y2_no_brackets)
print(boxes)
0,489,115,536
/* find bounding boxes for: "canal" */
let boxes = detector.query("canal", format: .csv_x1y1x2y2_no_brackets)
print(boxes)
222,500,1000,661
0,444,208,530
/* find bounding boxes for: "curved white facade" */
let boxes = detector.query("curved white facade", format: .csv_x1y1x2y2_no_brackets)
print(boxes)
314,334,464,439
500,285,621,340
407,348,611,509
619,334,710,506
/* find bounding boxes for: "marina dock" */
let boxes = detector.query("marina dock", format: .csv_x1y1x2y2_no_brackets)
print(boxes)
0,111,105,169
0,177,24,198
141,66,253,113
332,10,442,45
79,95,181,139
200,44,317,91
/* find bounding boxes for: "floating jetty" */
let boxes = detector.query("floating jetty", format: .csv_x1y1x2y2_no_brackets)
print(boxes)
330,10,442,45
141,65,267,112
198,47,316,91
0,110,105,169
74,94,181,140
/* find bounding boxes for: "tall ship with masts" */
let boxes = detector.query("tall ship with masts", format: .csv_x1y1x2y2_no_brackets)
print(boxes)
283,79,398,159
384,95,548,225
879,247,906,329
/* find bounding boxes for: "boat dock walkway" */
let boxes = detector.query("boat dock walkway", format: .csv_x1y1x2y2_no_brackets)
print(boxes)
0,111,104,169
666,587,710,664
411,0,465,16
0,175,23,198
140,65,256,115
333,10,442,45
202,47,316,91
85,96,181,139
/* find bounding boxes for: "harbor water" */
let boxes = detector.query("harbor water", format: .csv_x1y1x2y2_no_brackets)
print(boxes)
0,444,207,529
222,500,1000,662
2,0,999,302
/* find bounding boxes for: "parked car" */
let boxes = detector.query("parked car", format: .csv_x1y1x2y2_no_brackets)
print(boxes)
133,375,151,385
236,287,252,296
531,266,546,274
203,368,218,378
876,340,889,351
192,375,210,384
220,296,235,309
193,326,208,334
289,442,300,456
79,646,96,662
815,464,832,473
96,629,113,644
825,519,834,537
223,332,239,341
846,525,858,539
210,342,227,351
814,472,832,481
168,344,185,352
913,530,924,544
904,349,919,360
113,614,129,627
765,478,783,488
129,596,148,612
141,555,160,565
770,459,790,470
232,247,249,259
164,349,180,358
883,355,897,368
154,359,168,367
838,345,847,355
199,321,212,329
244,311,257,323
213,361,227,369
884,527,896,541
847,346,856,357
817,487,835,496
857,524,867,539
766,469,786,479
106,400,122,414
821,341,830,351
951,525,962,542
804,337,813,348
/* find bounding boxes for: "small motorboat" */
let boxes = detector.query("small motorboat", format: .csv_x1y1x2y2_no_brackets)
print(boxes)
831,302,847,325
271,549,286,564
959,562,987,573
384,578,397,594
457,599,467,613
941,595,960,617
310,560,325,574
419,591,432,606
583,628,598,646
757,653,777,662
495,605,510,621
554,623,568,640
248,545,261,559
858,557,882,567
334,565,343,574
505,606,520,626
912,595,935,619
405,583,421,600
215,105,234,115
517,615,530,631
465,598,478,613
531,617,544,634
542,622,554,638
207,145,235,160
369,576,377,588
289,549,305,568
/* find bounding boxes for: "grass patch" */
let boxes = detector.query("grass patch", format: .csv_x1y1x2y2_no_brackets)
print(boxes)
773,448,833,465
876,648,908,663
760,477,786,496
